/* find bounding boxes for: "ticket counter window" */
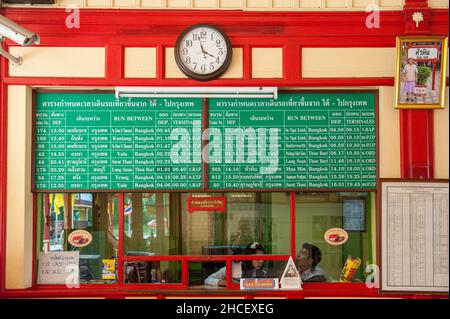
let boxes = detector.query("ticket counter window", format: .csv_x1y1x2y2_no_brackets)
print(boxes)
190,259,289,288
123,192,291,256
295,192,374,283
182,192,291,256
35,193,119,284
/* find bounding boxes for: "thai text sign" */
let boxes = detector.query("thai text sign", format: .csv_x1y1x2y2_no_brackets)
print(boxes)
35,93,203,190
37,251,79,285
208,92,376,189
34,92,376,191
187,196,227,212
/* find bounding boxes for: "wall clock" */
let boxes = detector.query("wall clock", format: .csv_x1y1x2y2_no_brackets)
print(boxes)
175,24,232,81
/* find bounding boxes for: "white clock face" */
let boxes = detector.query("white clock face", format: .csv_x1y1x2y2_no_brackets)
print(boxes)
177,26,229,76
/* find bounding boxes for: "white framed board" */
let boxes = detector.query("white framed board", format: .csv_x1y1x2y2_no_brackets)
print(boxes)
381,182,449,292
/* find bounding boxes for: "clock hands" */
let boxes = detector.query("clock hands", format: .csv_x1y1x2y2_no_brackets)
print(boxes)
199,40,216,59
199,40,207,59
204,51,216,58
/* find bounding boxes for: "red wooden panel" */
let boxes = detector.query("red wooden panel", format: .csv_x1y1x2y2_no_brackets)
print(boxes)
400,109,435,178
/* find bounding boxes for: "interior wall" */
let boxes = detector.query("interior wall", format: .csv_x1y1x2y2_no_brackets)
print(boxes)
6,85,33,289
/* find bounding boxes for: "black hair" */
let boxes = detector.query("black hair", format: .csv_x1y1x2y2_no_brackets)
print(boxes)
241,242,265,275
302,243,322,268
245,242,265,254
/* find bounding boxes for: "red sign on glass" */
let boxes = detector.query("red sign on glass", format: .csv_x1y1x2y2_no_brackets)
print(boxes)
187,196,227,213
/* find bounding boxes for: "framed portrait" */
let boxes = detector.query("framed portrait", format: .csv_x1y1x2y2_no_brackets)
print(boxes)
394,36,448,109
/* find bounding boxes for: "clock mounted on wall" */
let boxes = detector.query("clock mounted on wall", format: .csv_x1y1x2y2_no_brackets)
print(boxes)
175,24,232,81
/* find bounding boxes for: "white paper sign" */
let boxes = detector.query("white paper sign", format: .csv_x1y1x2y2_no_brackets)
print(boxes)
408,47,439,60
37,251,79,285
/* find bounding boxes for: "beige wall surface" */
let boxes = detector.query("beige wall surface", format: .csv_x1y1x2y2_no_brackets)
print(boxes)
124,47,157,78
302,48,396,78
165,48,189,78
378,86,401,178
9,47,106,78
6,86,34,289
252,48,283,78
434,87,449,179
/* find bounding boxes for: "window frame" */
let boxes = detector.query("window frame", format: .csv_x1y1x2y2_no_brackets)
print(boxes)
30,89,380,295
32,191,376,292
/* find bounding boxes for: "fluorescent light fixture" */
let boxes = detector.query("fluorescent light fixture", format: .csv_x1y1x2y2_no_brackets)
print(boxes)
115,87,278,99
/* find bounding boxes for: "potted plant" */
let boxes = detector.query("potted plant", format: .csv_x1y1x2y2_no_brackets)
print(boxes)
414,65,432,96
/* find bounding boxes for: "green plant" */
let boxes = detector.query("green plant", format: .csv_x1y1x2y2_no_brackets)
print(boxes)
417,65,432,86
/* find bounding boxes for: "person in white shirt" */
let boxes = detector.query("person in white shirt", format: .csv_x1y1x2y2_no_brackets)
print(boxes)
402,57,418,102
297,243,327,282
204,242,266,287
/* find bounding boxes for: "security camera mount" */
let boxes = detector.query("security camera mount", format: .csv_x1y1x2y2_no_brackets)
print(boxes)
0,36,22,65
0,14,40,65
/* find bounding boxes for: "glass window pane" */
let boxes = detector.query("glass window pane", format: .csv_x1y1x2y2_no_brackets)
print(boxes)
192,259,289,289
124,193,178,256
124,261,181,284
295,192,373,283
182,192,290,255
36,193,119,284
124,192,290,256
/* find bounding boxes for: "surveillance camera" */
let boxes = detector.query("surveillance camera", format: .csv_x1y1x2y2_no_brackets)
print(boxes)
0,15,40,46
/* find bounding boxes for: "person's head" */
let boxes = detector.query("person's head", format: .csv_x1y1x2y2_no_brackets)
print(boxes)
298,243,322,271
245,242,265,270
408,57,415,65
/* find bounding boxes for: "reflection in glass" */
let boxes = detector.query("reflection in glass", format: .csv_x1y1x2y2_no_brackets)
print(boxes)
36,193,119,284
191,259,290,288
124,261,181,284
123,192,290,256
124,193,176,256
295,192,372,283
182,192,290,256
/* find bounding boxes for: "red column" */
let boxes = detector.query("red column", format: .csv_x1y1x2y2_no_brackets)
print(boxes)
400,110,434,178
400,0,435,179
0,56,6,295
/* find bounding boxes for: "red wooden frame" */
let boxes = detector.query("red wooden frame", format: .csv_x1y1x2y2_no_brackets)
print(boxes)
0,60,6,297
400,109,435,178
0,5,449,299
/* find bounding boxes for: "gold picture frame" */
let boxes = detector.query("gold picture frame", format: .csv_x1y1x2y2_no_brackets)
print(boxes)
394,36,448,109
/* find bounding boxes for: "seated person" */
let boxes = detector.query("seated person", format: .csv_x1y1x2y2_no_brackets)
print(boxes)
297,243,327,282
204,242,266,287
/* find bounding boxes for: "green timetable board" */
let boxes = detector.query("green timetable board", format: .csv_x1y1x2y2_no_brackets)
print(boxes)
208,92,376,190
34,93,203,191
